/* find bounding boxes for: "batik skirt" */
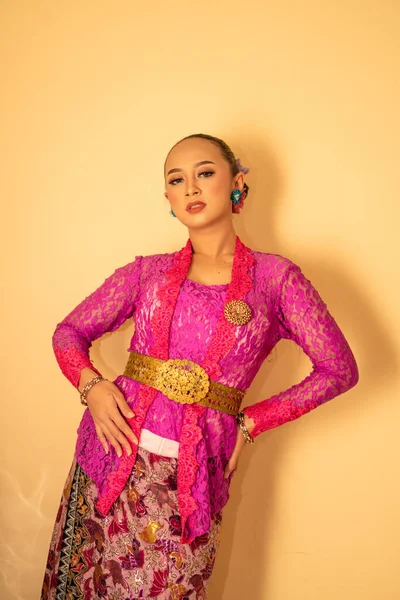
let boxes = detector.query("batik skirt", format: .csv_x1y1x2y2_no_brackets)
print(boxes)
41,447,223,600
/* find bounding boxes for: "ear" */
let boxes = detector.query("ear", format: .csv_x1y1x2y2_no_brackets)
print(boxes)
164,190,169,200
233,172,245,190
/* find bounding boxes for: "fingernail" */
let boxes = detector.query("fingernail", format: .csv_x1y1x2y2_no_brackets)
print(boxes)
127,411,134,418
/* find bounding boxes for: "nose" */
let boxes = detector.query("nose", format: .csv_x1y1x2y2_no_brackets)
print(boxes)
185,176,201,197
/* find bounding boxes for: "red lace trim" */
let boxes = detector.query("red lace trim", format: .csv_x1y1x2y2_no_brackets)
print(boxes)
96,385,158,516
177,404,206,544
96,244,193,516
244,396,320,438
202,237,254,378
54,347,101,388
151,240,192,360
96,237,255,543
173,237,254,542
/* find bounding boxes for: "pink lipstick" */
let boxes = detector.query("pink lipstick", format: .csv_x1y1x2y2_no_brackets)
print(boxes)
186,201,206,214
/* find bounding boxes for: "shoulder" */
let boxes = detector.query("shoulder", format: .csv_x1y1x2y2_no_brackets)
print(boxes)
115,248,181,282
248,249,305,307
139,248,180,273
250,248,302,282
119,248,177,268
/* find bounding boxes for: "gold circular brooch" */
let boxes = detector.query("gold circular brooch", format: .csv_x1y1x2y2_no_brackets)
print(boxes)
224,300,252,326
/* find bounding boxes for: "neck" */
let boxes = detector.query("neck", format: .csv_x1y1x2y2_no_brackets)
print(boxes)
188,223,237,258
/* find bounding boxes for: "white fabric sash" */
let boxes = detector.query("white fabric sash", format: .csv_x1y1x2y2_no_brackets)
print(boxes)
138,428,179,458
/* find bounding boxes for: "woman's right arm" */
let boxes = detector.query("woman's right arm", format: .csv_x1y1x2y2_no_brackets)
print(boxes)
52,256,142,457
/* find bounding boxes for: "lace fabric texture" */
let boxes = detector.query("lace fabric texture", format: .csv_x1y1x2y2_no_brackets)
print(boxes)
53,258,143,387
243,263,360,437
53,243,359,542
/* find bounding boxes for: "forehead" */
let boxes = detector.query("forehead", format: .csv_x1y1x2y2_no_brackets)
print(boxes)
165,138,224,170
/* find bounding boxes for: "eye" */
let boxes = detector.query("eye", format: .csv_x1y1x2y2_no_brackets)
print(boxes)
198,171,214,178
168,177,184,185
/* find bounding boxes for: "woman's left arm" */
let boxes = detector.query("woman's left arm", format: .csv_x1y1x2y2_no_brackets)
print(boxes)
242,263,359,439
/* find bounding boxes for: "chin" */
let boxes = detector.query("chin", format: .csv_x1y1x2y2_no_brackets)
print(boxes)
187,214,231,231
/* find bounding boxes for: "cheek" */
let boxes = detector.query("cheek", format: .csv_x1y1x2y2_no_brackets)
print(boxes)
206,177,229,198
166,187,180,203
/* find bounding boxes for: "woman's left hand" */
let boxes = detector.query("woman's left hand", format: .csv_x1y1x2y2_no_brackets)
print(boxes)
224,414,255,479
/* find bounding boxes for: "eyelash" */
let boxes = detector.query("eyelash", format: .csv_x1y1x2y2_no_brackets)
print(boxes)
168,171,215,186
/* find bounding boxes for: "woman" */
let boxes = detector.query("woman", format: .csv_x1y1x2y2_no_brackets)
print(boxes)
41,133,359,599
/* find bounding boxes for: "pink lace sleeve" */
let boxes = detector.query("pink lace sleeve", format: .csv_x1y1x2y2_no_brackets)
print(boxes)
243,264,359,438
52,256,142,388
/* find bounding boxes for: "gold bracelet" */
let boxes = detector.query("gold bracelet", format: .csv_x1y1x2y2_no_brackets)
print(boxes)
236,411,255,444
80,375,105,406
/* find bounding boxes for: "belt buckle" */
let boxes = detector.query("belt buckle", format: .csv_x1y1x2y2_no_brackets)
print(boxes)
154,359,210,405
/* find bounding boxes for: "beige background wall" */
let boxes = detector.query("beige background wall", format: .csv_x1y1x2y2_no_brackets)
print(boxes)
1,1,399,599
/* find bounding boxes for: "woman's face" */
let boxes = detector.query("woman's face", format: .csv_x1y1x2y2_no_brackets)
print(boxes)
164,138,243,229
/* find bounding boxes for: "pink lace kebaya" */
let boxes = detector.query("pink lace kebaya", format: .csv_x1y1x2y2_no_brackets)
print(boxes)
53,236,359,544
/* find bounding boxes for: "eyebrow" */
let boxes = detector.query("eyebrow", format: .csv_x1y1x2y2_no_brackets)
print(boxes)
166,160,215,176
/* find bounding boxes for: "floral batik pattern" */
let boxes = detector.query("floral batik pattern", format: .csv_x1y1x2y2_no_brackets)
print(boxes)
41,447,222,600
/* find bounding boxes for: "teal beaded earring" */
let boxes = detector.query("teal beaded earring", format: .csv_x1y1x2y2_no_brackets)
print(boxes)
230,188,242,205
170,209,176,217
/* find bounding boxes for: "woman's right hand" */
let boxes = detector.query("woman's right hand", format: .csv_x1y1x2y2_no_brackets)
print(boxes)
84,377,138,458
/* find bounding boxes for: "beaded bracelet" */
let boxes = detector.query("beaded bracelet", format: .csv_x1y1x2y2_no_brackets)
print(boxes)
236,411,255,444
80,375,106,406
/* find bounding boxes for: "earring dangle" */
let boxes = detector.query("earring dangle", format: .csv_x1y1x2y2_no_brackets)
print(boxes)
170,209,176,218
230,188,242,205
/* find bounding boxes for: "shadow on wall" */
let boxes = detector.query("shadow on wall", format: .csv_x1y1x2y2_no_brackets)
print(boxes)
80,131,395,600
0,469,54,600
207,131,397,600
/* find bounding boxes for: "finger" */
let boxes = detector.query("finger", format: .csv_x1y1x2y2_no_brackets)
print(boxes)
110,412,138,445
224,458,237,479
106,421,133,457
95,425,109,454
234,429,246,451
101,426,123,458
224,466,236,479
230,446,241,464
114,392,135,419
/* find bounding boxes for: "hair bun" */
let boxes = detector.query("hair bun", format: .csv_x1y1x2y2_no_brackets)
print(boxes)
235,158,250,174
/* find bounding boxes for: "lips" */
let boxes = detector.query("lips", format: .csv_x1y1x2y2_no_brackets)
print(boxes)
186,201,206,213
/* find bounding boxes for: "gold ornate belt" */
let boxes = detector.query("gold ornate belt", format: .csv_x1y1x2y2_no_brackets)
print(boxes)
123,351,244,416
